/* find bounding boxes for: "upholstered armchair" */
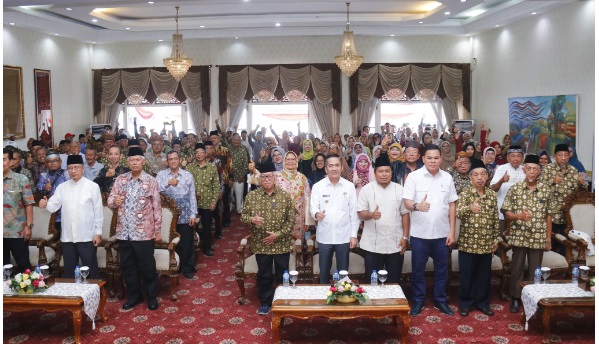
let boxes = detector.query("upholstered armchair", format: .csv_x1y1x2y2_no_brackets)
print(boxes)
154,194,182,301
563,188,595,272
235,236,302,305
27,195,59,272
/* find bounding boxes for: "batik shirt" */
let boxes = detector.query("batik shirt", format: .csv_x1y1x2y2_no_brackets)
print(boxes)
229,145,250,183
37,169,68,222
186,162,220,210
456,186,500,254
157,168,197,224
29,162,48,187
501,181,554,249
241,186,295,255
213,145,232,184
13,166,33,186
540,163,586,225
207,156,224,192
108,171,162,241
94,166,131,193
3,171,35,239
145,152,168,175
447,167,472,196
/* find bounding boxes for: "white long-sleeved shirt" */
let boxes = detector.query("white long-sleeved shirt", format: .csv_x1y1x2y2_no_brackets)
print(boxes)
45,177,103,243
490,163,525,220
310,176,359,245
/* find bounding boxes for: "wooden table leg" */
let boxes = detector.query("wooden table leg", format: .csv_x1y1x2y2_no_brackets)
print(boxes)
98,284,108,322
271,313,281,344
542,309,552,343
72,309,82,344
396,313,410,344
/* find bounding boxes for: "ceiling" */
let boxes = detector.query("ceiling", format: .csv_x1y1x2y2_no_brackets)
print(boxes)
3,0,575,44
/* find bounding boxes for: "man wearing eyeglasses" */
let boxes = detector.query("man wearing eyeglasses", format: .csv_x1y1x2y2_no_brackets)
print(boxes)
36,150,69,237
241,162,295,316
39,155,103,279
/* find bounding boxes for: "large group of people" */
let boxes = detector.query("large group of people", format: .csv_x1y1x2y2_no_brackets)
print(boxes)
3,118,589,318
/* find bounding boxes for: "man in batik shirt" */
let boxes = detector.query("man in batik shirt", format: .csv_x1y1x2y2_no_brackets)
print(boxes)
3,149,35,274
241,162,295,316
9,149,34,186
540,144,587,254
145,137,168,175
228,133,250,214
502,154,554,314
108,147,162,311
37,150,69,236
29,147,48,187
186,143,220,256
448,152,473,196
456,159,499,318
205,141,224,239
210,130,232,227
157,151,197,279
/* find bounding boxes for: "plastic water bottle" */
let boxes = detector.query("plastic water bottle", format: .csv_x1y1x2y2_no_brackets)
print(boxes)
332,269,340,283
572,265,580,285
283,270,290,287
371,270,378,286
534,266,542,284
35,264,41,275
75,265,81,283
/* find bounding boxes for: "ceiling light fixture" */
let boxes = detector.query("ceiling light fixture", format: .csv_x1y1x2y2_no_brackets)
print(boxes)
200,25,205,28
334,2,363,77
275,23,281,27
159,39,163,42
419,21,424,24
390,34,394,37
531,12,537,15
163,6,192,81
495,25,499,27
126,27,130,30
66,7,72,10
54,33,59,36
444,11,450,15
9,22,15,25
148,1,154,3
92,19,98,22
235,37,239,39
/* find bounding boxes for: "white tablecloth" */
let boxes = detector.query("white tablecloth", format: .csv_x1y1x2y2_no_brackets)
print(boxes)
4,282,101,329
521,283,594,330
272,285,406,303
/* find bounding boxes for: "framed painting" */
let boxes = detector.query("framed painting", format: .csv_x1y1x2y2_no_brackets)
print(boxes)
34,69,54,147
508,95,578,155
3,65,26,139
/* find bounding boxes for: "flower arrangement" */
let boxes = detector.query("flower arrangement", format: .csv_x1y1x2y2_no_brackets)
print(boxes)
590,277,595,293
9,269,48,294
326,280,369,304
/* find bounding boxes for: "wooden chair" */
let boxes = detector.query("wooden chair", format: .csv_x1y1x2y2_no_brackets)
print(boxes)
154,194,182,301
235,236,302,304
24,196,59,272
563,188,595,272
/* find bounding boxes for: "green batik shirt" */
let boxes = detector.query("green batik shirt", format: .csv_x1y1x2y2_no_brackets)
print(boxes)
456,186,500,254
540,163,586,225
501,181,554,249
186,162,219,209
99,156,153,175
3,171,35,239
448,167,472,195
241,186,295,255
229,145,250,183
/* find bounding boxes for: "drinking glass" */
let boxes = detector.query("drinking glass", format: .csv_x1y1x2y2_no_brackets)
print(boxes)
4,264,13,282
339,270,349,281
289,270,299,288
378,270,388,287
579,266,590,282
541,267,551,283
40,265,50,279
80,266,89,283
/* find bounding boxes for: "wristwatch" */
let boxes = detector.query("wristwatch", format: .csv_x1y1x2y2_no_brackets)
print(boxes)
26,223,33,229
412,204,418,211
402,236,409,241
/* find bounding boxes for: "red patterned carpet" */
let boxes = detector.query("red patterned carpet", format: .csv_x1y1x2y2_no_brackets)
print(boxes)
3,213,595,343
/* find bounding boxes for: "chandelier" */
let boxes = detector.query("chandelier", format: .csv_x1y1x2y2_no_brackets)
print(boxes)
163,6,192,81
334,3,363,77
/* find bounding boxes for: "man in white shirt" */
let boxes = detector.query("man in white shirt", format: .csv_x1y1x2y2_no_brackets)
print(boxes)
39,155,103,279
490,145,525,232
60,141,87,170
403,144,458,317
357,155,410,284
310,154,359,284
83,147,104,181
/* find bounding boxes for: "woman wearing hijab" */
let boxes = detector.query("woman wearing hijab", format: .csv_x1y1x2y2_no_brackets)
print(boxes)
387,142,405,163
308,153,327,187
371,133,382,150
344,136,356,164
568,146,586,173
271,146,286,172
318,141,329,155
351,142,367,170
298,139,314,176
352,153,375,196
328,143,351,179
372,145,382,162
538,150,550,170
419,132,433,156
482,147,497,181
440,141,455,171
275,151,312,240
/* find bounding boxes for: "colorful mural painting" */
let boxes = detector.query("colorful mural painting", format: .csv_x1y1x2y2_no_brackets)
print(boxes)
508,95,577,155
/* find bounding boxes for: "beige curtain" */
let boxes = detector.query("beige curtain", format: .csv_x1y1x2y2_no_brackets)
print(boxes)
310,66,339,135
181,71,205,133
379,65,410,100
121,70,151,104
354,66,379,129
280,66,311,101
249,66,279,102
225,67,249,127
410,65,441,101
150,70,180,102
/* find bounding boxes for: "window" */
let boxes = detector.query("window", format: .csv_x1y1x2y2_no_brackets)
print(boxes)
243,103,310,138
122,103,194,137
368,98,446,133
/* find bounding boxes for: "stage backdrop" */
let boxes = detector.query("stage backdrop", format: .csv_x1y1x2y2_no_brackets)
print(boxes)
508,94,578,155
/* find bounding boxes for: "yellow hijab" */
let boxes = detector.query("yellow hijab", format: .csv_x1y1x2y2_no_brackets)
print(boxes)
388,142,405,162
302,140,314,160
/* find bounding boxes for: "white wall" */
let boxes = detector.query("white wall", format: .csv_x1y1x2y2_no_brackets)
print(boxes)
3,26,93,148
471,1,595,169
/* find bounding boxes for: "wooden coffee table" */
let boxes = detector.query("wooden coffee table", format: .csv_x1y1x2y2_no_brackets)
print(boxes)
271,285,410,344
520,280,594,343
3,278,108,344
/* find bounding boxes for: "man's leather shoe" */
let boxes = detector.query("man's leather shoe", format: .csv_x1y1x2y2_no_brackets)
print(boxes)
214,233,222,240
458,308,470,317
147,299,159,311
184,272,194,279
434,302,454,316
409,301,425,316
478,307,494,316
510,298,521,313
203,249,214,256
223,222,231,228
122,298,143,310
